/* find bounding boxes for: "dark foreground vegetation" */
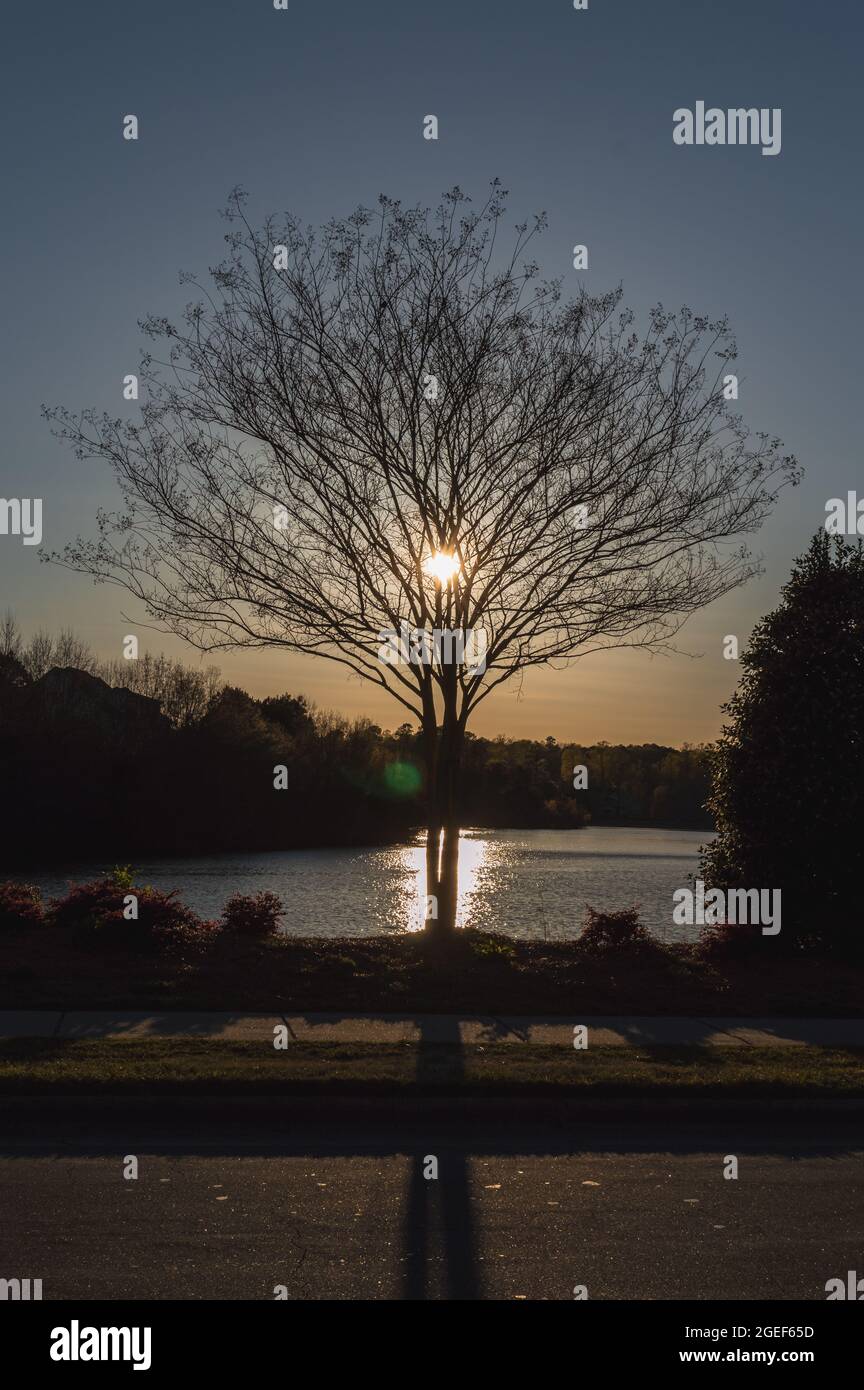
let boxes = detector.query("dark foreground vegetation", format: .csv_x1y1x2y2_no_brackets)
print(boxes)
1,874,861,1015
0,616,712,865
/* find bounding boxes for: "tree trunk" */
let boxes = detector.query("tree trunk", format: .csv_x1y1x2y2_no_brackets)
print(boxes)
420,697,441,930
435,818,460,934
423,702,465,936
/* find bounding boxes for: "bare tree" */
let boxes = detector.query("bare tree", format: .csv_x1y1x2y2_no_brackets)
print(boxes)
1,612,220,724
97,651,223,727
22,629,55,680
52,628,98,675
0,610,23,661
10,625,97,679
46,185,800,934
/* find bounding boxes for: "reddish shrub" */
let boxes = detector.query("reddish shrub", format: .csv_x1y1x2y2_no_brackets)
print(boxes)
135,888,218,951
222,891,284,937
47,876,215,951
47,878,126,931
578,905,657,954
0,881,44,929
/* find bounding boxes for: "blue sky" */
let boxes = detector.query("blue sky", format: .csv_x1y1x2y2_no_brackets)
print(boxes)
1,0,862,741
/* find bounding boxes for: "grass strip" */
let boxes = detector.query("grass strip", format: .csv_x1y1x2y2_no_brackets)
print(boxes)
1,1039,863,1098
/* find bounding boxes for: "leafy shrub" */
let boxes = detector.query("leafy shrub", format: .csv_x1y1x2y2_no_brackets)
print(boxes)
47,878,126,931
47,874,215,951
109,864,136,891
464,930,516,959
698,917,772,961
135,889,217,951
222,891,284,937
578,905,655,954
0,881,44,929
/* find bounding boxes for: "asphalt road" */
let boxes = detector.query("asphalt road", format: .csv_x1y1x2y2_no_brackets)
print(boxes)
2,1115,862,1300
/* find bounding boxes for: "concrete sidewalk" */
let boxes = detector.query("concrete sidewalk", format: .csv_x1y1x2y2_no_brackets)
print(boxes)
1,1010,864,1046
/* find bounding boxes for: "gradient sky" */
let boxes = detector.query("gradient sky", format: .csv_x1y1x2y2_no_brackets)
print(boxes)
1,0,862,743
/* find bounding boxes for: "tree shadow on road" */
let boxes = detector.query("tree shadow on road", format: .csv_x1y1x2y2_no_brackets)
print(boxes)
401,1014,480,1300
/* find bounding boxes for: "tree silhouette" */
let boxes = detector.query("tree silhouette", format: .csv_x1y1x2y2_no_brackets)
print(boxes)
702,532,864,953
47,184,799,933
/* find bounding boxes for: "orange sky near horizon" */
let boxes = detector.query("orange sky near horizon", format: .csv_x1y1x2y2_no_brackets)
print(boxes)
11,516,795,748
211,634,739,747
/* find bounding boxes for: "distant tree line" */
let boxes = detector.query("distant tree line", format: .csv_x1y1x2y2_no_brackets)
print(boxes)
0,616,712,866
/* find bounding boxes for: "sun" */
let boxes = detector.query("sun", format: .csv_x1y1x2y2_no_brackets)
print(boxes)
423,550,461,585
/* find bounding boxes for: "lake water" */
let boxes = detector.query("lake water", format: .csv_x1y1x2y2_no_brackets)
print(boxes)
26,826,712,943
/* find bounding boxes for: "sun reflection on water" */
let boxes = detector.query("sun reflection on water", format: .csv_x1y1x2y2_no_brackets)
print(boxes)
405,830,490,932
